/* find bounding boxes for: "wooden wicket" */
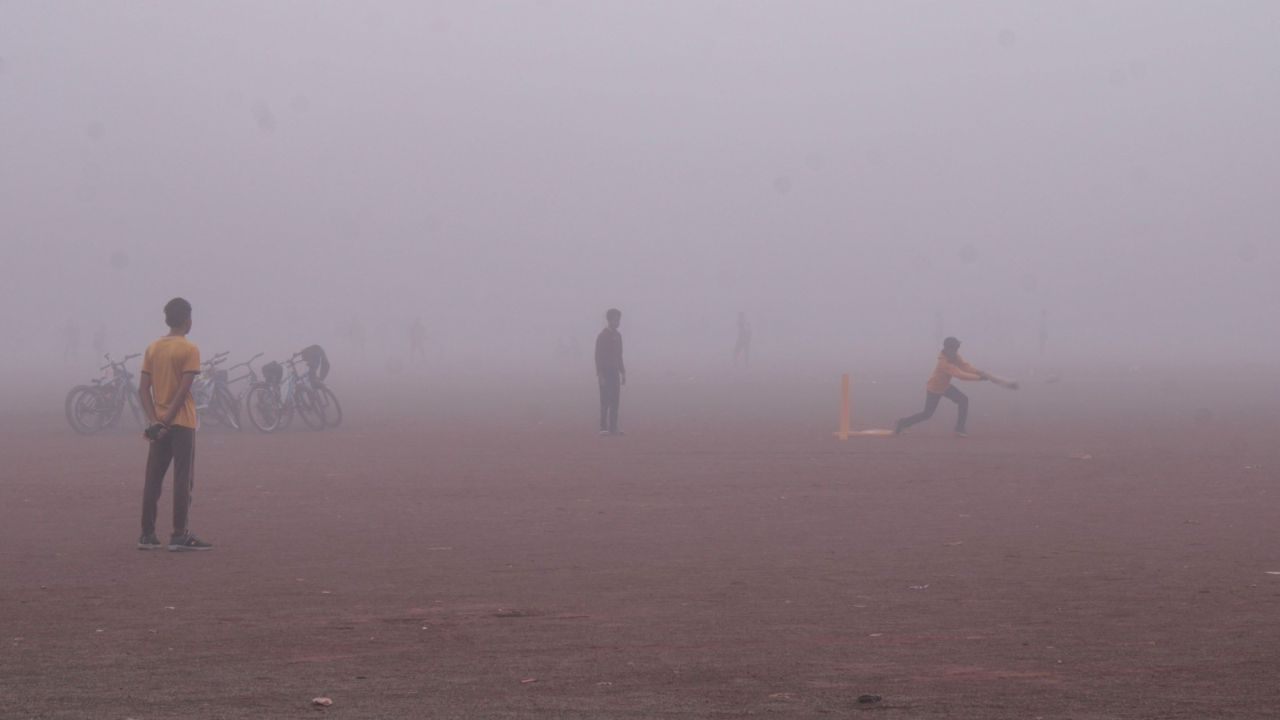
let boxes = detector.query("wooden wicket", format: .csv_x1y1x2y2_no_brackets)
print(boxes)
834,373,893,439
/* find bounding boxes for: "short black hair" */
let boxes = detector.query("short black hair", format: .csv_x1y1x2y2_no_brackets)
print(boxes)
606,308,621,321
164,297,192,328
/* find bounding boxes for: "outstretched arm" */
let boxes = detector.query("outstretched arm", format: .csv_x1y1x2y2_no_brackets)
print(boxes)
945,362,985,382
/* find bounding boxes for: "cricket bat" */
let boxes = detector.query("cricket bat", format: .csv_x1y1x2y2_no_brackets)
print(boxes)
985,372,1020,390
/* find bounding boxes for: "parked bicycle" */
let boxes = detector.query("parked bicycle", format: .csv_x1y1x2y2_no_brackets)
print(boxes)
244,355,320,432
65,353,144,434
191,351,240,430
294,344,342,428
225,351,264,405
304,365,343,430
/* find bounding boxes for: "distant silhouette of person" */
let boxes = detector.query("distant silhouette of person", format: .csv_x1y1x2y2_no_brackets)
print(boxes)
895,337,990,438
595,308,626,436
733,312,752,368
1038,308,1049,357
409,317,427,363
92,324,107,359
62,319,80,363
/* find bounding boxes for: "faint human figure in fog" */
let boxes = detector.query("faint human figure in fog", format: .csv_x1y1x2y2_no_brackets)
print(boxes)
894,337,990,438
1038,308,1049,357
595,308,626,436
409,317,427,363
62,319,80,363
92,324,107,359
732,311,752,368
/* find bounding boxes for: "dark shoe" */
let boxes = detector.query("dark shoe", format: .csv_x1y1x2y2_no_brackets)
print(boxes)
893,420,905,435
168,533,213,552
137,533,162,550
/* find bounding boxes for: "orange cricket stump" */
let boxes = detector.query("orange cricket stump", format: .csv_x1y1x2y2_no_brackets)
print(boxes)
834,373,894,439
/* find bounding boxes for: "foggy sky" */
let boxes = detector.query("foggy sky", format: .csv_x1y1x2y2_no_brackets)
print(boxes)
2,1,1277,378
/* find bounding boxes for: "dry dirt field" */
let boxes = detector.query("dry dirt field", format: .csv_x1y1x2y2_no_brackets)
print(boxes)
3,372,1279,718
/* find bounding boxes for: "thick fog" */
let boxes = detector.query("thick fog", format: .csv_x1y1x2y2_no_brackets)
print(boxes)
3,1,1277,382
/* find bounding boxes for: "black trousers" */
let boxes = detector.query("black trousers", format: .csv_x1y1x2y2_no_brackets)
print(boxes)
898,386,969,433
141,426,196,537
599,371,621,432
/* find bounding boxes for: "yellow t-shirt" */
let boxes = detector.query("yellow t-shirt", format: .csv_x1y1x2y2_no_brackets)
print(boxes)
142,335,201,429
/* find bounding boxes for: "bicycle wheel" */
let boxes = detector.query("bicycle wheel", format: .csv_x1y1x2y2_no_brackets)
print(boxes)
102,387,125,429
126,389,146,430
295,386,326,430
65,386,100,434
80,386,115,433
315,386,343,428
246,385,285,433
201,387,228,429
277,400,295,431
198,398,222,429
215,387,241,431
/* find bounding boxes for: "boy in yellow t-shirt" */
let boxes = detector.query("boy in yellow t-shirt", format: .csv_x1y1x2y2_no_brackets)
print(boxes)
137,298,212,551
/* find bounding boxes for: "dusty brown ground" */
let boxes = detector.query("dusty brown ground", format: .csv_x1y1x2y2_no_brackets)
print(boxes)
3,374,1280,718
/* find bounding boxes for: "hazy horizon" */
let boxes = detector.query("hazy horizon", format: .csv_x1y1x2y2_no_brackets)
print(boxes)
3,1,1277,379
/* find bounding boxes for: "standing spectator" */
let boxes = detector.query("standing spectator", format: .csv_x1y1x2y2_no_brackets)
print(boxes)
595,308,626,436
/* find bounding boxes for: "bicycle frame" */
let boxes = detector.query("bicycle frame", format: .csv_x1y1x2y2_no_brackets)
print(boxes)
83,353,142,429
226,352,264,399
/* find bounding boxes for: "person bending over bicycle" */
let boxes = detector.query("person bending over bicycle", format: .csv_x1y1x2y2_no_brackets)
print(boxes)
298,344,330,383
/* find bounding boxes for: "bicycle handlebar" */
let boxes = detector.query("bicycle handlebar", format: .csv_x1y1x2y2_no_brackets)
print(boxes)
225,352,264,372
99,353,141,371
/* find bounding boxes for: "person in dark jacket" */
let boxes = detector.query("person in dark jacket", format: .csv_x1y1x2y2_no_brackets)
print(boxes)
594,308,625,436
299,344,330,382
